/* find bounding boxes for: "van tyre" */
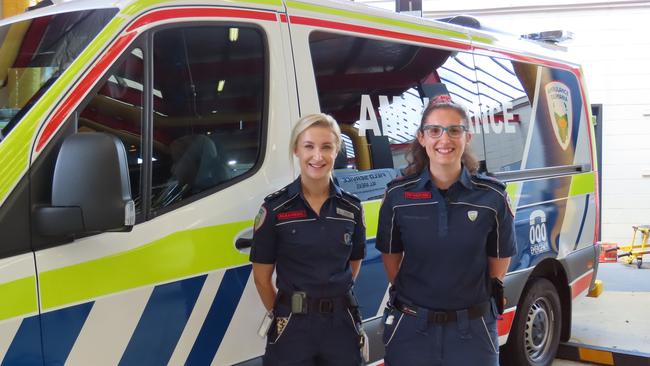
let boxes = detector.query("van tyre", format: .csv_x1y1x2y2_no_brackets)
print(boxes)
501,278,561,366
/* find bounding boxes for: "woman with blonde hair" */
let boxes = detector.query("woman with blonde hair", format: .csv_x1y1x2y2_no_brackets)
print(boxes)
250,113,366,366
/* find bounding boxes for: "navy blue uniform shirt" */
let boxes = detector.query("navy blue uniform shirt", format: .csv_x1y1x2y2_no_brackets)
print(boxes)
250,177,366,298
376,167,516,310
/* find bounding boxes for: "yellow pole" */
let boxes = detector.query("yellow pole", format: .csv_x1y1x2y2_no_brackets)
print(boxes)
3,0,31,19
340,124,371,171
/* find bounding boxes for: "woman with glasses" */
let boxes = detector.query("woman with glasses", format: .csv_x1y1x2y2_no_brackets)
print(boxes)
376,95,517,366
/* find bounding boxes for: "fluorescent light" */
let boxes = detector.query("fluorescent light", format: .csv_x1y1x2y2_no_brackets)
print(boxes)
229,27,239,42
217,80,225,92
137,157,157,164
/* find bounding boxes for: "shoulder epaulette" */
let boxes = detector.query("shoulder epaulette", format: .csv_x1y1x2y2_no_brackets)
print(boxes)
263,186,288,203
473,173,506,190
386,172,419,189
340,190,361,206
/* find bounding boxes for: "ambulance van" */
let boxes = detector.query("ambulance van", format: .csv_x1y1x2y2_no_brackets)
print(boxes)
0,0,601,365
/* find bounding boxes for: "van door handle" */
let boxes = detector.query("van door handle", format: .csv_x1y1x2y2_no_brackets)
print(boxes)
235,228,254,251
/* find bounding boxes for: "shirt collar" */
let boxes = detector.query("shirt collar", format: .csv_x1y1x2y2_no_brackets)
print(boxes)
458,166,474,190
287,176,302,197
413,166,474,191
414,168,433,191
287,176,342,198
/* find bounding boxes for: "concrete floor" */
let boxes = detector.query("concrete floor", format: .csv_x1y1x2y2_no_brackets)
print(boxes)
552,260,650,365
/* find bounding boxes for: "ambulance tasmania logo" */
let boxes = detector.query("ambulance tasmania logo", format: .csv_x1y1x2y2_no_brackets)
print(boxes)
545,81,572,150
467,210,478,222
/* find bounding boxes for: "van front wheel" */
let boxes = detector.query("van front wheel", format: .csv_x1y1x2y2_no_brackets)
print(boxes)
501,278,561,366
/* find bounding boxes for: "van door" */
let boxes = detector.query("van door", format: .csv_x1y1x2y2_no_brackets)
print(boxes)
28,3,294,364
0,147,39,366
0,254,41,364
0,8,119,365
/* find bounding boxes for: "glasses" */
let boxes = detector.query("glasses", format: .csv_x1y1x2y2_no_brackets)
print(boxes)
421,124,467,139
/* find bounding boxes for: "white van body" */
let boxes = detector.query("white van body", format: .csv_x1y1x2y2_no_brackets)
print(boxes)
0,1,600,365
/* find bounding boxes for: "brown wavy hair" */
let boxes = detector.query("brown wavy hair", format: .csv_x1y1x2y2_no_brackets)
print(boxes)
403,99,479,176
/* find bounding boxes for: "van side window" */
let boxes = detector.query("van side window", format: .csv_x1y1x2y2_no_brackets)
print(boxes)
309,32,482,199
78,47,144,215
150,26,264,212
339,133,356,169
472,55,590,173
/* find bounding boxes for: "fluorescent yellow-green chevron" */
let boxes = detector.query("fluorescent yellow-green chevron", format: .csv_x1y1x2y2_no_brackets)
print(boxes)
0,276,37,321
0,17,125,206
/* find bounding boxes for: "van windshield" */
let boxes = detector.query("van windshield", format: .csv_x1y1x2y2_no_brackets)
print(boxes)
0,8,117,142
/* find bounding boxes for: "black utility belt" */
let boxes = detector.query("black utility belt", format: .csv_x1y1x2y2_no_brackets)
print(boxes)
394,300,490,324
277,291,355,314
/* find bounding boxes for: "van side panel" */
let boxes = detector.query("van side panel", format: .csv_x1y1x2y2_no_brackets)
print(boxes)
0,255,40,365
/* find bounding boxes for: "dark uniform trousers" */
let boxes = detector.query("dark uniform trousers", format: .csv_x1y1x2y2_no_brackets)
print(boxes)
264,303,362,366
382,300,500,366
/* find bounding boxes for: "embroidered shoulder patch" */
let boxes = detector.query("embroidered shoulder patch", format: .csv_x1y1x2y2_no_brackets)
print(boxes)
254,206,267,232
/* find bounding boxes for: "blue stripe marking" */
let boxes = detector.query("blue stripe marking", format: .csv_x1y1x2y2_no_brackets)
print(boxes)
41,302,94,365
355,239,388,319
119,275,207,366
2,316,43,366
186,266,252,366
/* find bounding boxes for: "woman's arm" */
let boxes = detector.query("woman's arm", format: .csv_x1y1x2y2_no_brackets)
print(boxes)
488,256,511,280
252,263,276,311
381,253,404,284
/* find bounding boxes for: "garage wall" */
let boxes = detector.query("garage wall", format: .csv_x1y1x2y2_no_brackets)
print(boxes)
354,0,650,245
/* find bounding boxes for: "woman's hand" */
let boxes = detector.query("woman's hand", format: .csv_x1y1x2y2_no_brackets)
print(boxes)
350,259,362,281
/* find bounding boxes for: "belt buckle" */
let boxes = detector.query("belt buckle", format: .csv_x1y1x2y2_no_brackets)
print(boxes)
399,304,417,316
432,311,448,323
319,299,334,313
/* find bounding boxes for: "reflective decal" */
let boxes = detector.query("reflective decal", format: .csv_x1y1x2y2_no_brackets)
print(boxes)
545,81,572,150
529,210,550,255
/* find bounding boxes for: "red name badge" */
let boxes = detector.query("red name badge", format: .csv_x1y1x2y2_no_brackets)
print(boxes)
404,191,432,200
277,210,308,220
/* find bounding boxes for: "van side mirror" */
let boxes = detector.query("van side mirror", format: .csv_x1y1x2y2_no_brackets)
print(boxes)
34,133,135,238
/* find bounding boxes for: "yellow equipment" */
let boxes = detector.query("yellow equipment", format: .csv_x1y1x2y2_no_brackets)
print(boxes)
617,225,650,269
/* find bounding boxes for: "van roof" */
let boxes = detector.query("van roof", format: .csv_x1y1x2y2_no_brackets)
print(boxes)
0,0,576,67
